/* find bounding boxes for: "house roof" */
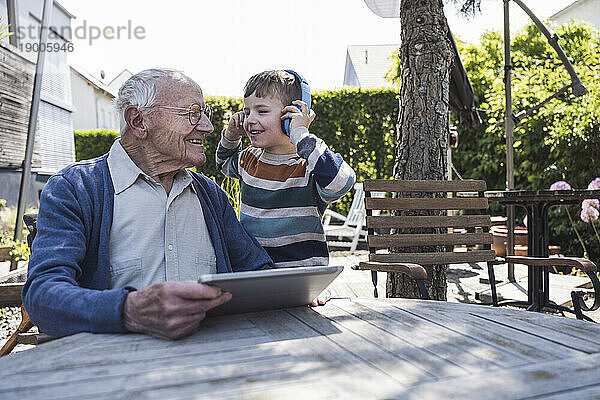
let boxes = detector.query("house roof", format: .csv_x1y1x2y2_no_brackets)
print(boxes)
108,69,134,93
70,65,118,97
345,44,399,89
549,0,589,20
54,1,76,20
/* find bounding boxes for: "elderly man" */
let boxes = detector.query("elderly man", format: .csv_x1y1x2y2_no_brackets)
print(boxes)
22,68,273,340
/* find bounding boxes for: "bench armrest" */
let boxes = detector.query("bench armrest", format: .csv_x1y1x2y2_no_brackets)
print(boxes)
505,256,596,272
355,262,428,281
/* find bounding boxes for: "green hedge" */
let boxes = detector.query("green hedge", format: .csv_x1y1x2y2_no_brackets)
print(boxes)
74,130,119,162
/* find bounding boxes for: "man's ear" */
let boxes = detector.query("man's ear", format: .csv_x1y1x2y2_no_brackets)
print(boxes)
124,106,148,139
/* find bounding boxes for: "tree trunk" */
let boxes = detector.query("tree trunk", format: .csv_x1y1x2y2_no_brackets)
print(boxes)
387,0,454,301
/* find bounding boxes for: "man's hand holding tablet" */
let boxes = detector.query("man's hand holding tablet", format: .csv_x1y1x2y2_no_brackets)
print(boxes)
198,266,343,316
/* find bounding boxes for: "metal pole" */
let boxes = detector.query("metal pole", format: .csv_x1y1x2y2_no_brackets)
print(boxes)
511,0,587,98
11,0,54,271
504,0,515,281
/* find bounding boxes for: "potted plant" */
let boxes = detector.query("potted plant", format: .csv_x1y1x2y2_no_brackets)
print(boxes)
490,224,528,257
0,198,10,261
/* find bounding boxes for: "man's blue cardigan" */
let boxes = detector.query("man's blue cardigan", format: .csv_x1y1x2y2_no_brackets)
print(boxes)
22,154,272,337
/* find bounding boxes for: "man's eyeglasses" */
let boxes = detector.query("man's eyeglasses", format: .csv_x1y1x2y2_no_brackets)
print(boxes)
149,103,213,125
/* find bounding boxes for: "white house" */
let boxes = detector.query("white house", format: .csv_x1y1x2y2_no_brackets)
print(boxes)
0,0,75,206
343,44,399,89
549,0,600,31
70,65,119,131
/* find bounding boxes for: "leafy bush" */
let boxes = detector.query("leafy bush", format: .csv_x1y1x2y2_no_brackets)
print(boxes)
0,236,30,261
74,130,119,161
454,22,600,260
0,16,13,40
0,200,32,261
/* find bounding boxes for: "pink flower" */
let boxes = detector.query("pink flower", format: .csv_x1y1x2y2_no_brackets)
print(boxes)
549,181,572,191
581,206,599,223
588,177,600,190
582,199,600,210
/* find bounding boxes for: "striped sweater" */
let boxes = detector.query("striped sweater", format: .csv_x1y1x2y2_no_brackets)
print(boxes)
216,126,356,268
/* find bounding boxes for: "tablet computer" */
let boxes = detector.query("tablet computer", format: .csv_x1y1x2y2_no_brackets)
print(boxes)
198,265,344,316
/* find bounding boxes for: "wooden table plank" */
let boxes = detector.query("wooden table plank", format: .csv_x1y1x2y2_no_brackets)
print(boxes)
0,339,284,392
244,308,406,396
382,297,600,346
0,332,123,374
541,385,600,400
330,299,521,374
315,300,469,379
0,315,266,377
120,377,341,400
349,298,534,368
2,355,308,399
287,306,439,386
432,298,600,346
406,352,600,400
390,300,595,356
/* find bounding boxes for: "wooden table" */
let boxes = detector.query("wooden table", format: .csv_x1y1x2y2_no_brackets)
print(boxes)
2,298,600,399
486,189,600,312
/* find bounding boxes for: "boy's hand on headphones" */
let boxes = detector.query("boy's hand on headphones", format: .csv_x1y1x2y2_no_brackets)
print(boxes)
224,111,246,141
282,100,316,132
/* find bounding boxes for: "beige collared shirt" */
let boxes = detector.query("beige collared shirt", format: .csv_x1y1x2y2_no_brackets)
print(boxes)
106,140,216,289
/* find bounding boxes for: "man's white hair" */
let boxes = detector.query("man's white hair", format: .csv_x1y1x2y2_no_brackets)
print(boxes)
115,68,189,136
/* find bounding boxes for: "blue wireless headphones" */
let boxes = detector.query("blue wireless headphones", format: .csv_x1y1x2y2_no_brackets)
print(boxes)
281,69,311,136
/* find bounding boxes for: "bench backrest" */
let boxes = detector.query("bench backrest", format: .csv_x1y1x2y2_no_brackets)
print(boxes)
363,179,496,266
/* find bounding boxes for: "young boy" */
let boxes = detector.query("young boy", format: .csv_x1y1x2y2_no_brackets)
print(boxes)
216,70,356,268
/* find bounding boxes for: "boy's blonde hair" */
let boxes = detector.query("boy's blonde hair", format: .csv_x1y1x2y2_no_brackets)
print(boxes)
243,70,301,106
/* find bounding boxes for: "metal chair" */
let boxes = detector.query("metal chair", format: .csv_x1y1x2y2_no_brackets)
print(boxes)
354,179,600,320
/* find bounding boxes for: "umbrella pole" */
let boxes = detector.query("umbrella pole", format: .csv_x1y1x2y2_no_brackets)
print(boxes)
504,0,515,281
11,0,54,271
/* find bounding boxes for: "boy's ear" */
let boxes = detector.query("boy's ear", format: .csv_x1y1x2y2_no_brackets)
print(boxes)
124,106,148,139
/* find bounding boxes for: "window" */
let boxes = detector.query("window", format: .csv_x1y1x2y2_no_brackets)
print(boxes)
100,109,106,129
26,14,72,105
35,100,75,174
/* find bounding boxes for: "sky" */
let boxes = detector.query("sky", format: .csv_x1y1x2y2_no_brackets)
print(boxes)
56,0,573,97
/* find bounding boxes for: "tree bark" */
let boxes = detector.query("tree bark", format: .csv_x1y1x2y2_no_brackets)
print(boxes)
387,0,454,301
